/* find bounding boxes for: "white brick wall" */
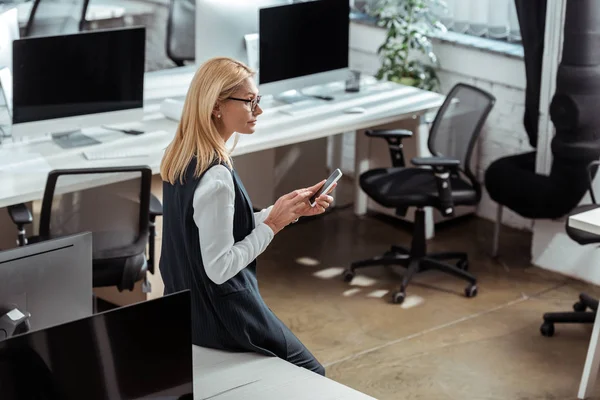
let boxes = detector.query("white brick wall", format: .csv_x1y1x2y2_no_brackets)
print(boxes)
348,22,534,231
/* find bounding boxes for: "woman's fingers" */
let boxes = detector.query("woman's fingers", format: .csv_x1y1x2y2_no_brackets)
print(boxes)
324,182,337,195
307,179,326,193
316,200,329,209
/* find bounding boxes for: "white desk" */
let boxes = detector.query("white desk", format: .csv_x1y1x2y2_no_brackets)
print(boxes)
567,209,600,399
0,66,444,210
0,66,443,304
192,345,375,399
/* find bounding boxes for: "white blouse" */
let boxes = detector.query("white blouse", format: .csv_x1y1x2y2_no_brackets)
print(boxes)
192,165,274,285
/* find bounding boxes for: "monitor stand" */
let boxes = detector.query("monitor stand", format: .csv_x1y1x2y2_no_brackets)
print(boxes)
52,130,101,149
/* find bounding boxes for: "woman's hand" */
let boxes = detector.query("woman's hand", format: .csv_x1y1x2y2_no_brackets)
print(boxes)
264,189,313,234
295,180,336,218
264,180,336,234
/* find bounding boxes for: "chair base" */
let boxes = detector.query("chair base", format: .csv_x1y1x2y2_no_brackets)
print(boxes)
344,208,478,304
540,293,598,337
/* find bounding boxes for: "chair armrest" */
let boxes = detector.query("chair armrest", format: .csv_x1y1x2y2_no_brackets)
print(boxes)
7,203,33,226
365,129,413,168
365,129,413,139
411,157,459,217
411,156,460,168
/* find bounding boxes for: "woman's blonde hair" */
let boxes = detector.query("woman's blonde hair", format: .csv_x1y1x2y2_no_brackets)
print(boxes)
160,57,254,184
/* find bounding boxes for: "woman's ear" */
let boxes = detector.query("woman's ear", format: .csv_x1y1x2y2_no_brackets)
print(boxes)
212,103,221,119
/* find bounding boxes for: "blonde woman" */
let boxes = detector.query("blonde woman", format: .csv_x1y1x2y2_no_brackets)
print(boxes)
159,57,333,375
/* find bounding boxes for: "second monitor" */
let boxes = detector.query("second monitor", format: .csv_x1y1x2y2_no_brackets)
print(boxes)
11,27,146,146
258,0,350,97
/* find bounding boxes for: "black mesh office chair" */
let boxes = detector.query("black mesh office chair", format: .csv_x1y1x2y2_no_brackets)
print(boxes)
7,166,163,293
24,0,90,37
540,160,600,337
166,0,195,66
343,83,496,304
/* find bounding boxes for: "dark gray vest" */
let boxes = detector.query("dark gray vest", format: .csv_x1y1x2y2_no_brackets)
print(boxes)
159,159,288,356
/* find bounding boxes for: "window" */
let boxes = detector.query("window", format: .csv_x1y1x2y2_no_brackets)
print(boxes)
432,0,522,43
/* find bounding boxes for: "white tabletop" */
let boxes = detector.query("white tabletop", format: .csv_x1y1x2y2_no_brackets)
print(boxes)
568,207,600,235
193,346,375,399
0,67,444,208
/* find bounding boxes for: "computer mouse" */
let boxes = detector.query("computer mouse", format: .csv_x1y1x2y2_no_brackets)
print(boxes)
343,107,366,114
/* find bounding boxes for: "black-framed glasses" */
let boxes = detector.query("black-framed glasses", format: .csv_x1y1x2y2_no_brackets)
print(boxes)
227,95,261,112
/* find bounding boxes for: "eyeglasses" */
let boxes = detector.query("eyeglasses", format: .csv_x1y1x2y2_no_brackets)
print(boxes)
227,95,261,112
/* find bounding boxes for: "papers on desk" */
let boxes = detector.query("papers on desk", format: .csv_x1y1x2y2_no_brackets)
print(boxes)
0,150,52,174
569,207,600,236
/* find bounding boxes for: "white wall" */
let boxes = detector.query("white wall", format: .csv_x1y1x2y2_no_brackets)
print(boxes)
348,21,533,230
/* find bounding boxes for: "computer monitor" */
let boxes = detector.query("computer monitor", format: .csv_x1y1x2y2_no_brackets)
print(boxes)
258,0,350,97
0,232,93,341
11,27,146,146
195,0,291,67
0,290,193,400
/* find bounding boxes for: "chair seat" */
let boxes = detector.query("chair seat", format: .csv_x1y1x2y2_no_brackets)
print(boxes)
360,167,478,209
28,233,148,290
566,204,600,245
93,253,147,290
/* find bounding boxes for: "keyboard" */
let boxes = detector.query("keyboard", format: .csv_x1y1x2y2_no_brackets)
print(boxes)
83,150,154,161
277,99,329,117
82,130,172,161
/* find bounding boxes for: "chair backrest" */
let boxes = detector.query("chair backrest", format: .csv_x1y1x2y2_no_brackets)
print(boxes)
166,0,195,66
38,166,152,259
25,0,90,38
428,83,496,182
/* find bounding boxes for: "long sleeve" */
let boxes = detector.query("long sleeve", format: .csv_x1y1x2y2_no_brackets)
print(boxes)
192,165,274,285
254,206,273,225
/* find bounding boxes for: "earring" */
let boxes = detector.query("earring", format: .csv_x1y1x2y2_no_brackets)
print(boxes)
218,114,221,118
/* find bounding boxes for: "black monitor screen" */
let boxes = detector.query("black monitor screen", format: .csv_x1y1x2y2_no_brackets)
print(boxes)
12,27,145,124
259,0,349,84
0,291,193,400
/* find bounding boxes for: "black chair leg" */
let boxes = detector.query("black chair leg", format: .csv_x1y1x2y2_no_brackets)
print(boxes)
346,208,478,304
577,293,599,311
428,251,468,269
390,259,420,304
540,292,599,337
421,257,476,284
418,257,478,299
344,252,410,282
391,245,409,254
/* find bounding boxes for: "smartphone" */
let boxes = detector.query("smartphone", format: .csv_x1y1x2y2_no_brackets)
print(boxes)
309,168,343,207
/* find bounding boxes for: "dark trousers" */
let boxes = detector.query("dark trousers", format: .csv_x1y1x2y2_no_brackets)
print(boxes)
285,332,326,376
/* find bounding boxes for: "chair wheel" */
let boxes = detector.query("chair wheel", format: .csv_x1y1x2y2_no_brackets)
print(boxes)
391,291,405,304
457,260,468,270
342,269,355,283
573,301,587,312
465,284,478,298
540,322,555,337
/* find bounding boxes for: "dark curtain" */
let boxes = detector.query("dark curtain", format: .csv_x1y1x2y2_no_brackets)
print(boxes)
514,0,547,148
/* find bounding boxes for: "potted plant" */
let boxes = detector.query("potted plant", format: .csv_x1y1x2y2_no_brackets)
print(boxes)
367,0,447,92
